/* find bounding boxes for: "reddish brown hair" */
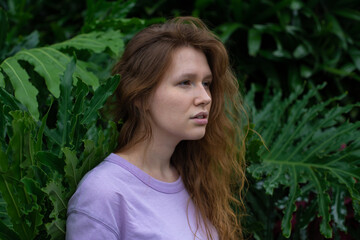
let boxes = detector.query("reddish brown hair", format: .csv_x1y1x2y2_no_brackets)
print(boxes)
111,17,247,240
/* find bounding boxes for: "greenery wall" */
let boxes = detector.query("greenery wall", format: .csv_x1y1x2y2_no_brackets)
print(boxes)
0,0,359,239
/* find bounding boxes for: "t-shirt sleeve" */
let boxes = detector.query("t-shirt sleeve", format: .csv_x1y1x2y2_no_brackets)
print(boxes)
66,162,126,240
66,210,119,240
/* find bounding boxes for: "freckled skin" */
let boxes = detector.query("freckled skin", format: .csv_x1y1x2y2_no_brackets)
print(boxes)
148,46,212,145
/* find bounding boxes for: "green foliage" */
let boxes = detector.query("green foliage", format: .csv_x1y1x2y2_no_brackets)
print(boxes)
0,59,120,239
1,0,359,239
0,30,123,119
245,83,360,238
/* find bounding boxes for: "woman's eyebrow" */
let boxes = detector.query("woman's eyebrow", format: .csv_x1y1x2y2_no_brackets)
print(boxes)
177,73,213,80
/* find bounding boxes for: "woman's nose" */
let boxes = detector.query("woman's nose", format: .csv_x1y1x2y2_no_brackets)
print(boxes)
194,85,211,106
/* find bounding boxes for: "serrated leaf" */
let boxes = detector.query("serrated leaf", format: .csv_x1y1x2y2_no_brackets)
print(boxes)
0,58,39,119
8,111,36,178
14,48,62,98
43,178,66,240
63,148,81,192
9,111,36,171
57,58,76,148
20,177,44,235
309,169,332,238
53,30,124,56
25,47,99,90
81,75,120,125
69,80,88,148
45,218,65,240
35,99,52,152
246,84,360,238
0,86,27,112
0,29,123,121
281,166,300,237
79,135,104,178
79,140,97,176
76,60,99,88
72,79,89,115
43,180,67,219
331,187,347,232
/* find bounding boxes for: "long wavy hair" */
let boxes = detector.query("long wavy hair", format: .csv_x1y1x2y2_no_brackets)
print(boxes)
110,16,247,240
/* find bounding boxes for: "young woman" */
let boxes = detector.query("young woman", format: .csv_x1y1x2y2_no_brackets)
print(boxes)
66,17,247,240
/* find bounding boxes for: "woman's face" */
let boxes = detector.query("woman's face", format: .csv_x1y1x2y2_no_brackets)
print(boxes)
148,46,212,144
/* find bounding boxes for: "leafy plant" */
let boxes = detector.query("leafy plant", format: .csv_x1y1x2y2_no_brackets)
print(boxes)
0,29,123,119
244,83,360,239
1,0,360,239
204,0,360,97
0,58,120,239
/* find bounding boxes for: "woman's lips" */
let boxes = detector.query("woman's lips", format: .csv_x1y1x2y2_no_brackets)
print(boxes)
190,112,209,125
192,118,208,125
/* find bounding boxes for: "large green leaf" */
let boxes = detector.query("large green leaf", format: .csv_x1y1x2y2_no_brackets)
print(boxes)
0,58,39,119
52,30,124,56
0,30,123,119
246,84,360,238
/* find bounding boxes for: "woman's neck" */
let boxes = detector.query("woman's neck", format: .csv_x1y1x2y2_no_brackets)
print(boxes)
116,136,180,182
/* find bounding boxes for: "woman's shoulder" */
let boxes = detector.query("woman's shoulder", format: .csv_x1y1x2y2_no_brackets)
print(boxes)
67,155,134,212
66,156,131,238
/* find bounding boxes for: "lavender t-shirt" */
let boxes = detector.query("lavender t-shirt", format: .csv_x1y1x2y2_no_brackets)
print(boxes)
66,153,218,240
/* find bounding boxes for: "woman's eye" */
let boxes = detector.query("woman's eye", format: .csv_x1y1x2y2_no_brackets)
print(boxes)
179,80,191,86
203,81,211,88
